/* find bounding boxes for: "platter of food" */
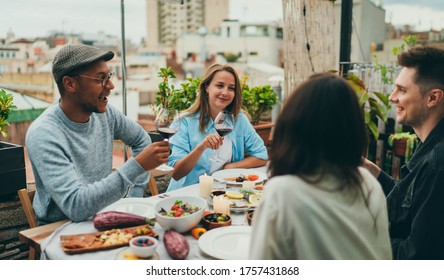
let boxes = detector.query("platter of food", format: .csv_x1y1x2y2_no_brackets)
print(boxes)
208,189,263,211
60,224,158,254
212,168,267,185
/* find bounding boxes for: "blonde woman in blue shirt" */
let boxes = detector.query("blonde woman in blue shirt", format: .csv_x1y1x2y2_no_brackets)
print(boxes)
167,64,268,191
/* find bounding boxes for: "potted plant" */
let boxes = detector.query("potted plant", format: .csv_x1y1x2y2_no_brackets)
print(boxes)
388,132,418,161
345,74,391,141
241,76,279,146
0,88,26,198
153,67,201,113
150,67,200,142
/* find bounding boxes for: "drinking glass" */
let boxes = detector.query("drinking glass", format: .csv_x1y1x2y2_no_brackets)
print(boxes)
154,108,180,171
209,111,234,162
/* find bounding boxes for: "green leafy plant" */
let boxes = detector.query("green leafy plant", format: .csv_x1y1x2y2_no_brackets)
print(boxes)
388,132,418,161
168,77,201,112
241,83,278,125
345,74,390,140
153,67,201,114
155,67,177,110
0,89,17,137
372,34,418,85
392,34,417,56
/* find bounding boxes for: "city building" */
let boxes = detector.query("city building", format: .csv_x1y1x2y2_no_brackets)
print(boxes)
176,19,283,77
334,0,386,64
145,0,229,48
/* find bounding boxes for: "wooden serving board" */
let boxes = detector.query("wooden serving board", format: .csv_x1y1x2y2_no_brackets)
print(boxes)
60,224,158,255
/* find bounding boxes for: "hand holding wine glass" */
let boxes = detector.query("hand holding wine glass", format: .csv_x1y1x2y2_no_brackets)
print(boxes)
210,111,234,162
155,108,180,140
154,108,180,170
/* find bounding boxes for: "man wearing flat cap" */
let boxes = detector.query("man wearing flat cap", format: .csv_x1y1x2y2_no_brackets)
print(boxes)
26,44,170,225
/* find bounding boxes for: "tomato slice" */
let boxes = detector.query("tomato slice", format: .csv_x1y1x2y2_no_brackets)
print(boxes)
248,174,259,181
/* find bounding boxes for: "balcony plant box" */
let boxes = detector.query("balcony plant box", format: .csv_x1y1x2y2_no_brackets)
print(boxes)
1,89,26,197
0,141,26,197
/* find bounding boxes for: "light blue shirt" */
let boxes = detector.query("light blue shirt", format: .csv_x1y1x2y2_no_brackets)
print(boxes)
167,112,268,191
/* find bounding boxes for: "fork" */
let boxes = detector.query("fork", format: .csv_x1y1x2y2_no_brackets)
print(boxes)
158,193,170,198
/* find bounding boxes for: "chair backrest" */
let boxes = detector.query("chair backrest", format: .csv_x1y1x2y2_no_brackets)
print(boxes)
18,188,38,228
148,168,173,196
148,172,159,196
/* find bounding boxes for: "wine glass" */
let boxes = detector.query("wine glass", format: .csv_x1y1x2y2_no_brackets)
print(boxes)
154,108,180,171
209,111,234,162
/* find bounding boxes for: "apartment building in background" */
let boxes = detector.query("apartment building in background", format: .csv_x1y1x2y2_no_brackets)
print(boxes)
145,0,229,48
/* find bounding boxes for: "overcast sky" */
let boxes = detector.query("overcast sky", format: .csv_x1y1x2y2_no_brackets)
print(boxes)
1,0,443,43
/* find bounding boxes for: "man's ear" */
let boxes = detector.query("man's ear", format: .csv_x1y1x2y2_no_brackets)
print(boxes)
429,89,444,106
63,76,77,93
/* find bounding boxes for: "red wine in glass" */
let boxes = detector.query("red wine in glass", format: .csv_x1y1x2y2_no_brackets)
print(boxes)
154,108,180,171
216,128,233,137
157,127,177,139
210,111,235,162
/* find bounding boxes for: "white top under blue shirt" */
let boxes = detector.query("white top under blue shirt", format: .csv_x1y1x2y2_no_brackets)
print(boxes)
167,111,268,191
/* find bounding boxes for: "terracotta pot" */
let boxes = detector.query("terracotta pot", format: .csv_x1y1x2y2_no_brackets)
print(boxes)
253,121,273,146
393,139,407,157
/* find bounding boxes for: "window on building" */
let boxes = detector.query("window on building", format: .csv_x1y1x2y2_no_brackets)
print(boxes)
276,28,283,39
227,26,230,37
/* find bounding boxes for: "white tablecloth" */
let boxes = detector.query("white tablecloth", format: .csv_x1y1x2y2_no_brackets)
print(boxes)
40,166,267,260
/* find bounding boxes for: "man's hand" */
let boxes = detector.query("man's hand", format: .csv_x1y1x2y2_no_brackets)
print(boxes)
135,141,171,171
361,157,382,178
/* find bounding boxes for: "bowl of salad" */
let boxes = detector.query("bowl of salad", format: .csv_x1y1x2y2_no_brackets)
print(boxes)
154,196,207,233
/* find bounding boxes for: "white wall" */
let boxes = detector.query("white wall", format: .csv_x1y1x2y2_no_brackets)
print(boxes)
108,89,140,121
176,21,283,67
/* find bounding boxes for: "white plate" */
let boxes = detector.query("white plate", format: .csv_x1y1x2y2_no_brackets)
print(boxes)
99,198,155,218
198,226,251,260
212,168,267,185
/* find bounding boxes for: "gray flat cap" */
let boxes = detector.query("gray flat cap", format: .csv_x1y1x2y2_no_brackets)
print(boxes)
52,44,114,83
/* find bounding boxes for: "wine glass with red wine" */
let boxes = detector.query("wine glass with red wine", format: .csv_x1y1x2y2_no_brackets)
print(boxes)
210,111,234,162
154,108,181,171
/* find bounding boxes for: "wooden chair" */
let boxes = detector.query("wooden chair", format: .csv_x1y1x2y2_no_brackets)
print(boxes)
17,188,68,260
18,188,38,228
148,168,172,196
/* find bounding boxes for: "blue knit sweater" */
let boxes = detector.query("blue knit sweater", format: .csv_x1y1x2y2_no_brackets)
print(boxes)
25,103,151,224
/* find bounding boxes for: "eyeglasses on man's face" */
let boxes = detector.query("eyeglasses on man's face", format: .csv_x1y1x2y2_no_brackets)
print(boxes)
76,72,115,87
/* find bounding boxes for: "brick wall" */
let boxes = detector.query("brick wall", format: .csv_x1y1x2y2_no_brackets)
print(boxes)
0,195,30,260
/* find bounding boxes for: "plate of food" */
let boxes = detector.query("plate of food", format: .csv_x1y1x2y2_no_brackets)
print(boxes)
60,224,158,254
212,168,267,185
